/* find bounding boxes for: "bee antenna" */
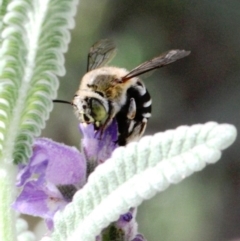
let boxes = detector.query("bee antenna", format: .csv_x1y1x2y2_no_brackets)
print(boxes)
53,99,72,105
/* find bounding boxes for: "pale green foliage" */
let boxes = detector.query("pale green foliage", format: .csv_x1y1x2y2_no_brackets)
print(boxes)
16,216,35,241
50,122,237,241
0,0,78,164
0,1,79,240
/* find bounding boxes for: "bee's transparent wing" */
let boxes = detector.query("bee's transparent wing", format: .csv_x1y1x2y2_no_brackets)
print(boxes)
87,39,117,71
122,49,190,82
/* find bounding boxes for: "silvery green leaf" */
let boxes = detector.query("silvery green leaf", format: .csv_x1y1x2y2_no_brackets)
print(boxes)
16,217,35,241
0,0,78,164
0,1,79,240
50,122,237,241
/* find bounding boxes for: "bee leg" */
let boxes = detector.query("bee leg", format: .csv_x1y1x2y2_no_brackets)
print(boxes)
124,119,147,144
118,99,137,145
94,129,102,140
93,122,102,140
95,103,118,140
97,116,112,140
138,118,147,137
114,99,137,145
98,105,119,140
127,98,136,120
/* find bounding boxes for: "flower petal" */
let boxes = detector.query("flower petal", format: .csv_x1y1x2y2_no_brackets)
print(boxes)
79,120,118,170
132,234,147,241
14,138,87,228
12,178,67,220
17,138,86,188
115,208,138,241
40,138,86,186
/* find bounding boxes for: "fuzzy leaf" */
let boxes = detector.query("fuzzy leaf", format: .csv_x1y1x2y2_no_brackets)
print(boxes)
50,122,237,241
0,0,11,41
16,217,35,241
0,0,79,164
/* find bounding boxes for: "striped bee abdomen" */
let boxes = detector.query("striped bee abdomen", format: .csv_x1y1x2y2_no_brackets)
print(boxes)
116,82,152,146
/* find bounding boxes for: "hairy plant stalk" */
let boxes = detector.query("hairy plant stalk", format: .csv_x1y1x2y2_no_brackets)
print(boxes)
0,166,17,241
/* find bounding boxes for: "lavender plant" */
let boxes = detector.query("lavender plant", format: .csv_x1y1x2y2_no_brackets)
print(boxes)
0,0,78,240
0,1,237,241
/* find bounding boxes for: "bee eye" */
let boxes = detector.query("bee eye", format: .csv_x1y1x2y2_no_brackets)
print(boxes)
95,91,104,97
89,98,107,122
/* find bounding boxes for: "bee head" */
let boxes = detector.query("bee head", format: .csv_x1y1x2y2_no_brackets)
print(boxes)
72,90,109,127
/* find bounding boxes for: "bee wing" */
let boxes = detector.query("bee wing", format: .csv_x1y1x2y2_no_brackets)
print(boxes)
122,49,190,82
87,39,117,71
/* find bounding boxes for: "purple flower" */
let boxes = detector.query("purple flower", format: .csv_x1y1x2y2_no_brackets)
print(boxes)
16,138,87,187
115,208,138,241
13,120,146,239
13,121,118,229
12,138,87,229
100,208,147,241
132,234,147,241
79,120,118,170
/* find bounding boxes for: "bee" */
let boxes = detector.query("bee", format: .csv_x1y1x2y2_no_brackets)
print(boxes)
54,40,190,145
71,39,190,146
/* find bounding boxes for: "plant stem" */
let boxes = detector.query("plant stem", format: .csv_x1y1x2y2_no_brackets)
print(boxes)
0,163,18,241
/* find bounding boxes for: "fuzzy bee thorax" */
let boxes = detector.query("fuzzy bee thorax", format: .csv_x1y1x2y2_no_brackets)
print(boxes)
79,66,132,101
